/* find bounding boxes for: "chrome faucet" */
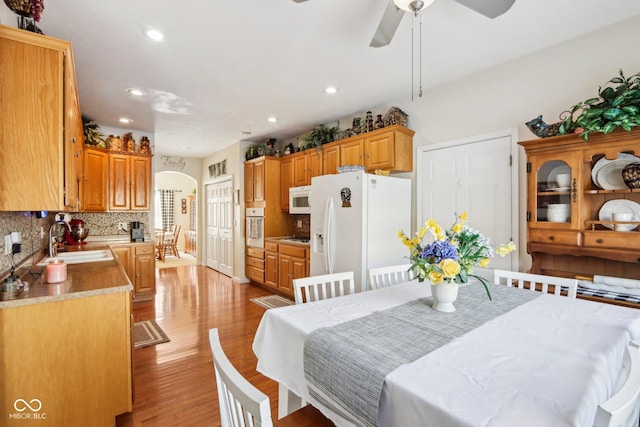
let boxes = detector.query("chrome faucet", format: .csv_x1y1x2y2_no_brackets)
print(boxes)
48,220,70,258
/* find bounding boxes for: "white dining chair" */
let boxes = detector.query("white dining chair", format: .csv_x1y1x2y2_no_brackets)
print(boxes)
493,269,578,298
209,328,274,427
594,341,640,427
293,271,355,304
368,264,415,290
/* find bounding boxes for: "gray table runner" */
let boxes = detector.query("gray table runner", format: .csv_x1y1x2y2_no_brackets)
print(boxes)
303,283,540,427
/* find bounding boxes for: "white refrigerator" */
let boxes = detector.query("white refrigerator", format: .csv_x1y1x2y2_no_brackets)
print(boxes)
310,171,411,293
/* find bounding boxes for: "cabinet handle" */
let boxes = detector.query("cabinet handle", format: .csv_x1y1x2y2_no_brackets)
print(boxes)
548,236,555,241
596,239,604,244
70,137,76,143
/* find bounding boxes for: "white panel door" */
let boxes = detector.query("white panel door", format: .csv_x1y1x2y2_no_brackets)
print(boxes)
206,184,219,270
417,131,516,274
206,178,234,276
218,180,234,277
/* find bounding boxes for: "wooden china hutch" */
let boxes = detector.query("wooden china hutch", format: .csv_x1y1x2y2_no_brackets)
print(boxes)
520,128,640,306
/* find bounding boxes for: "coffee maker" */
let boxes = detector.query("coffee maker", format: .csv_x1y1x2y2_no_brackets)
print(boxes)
130,221,144,242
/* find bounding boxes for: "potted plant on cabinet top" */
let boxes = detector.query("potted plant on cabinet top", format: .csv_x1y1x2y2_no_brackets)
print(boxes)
301,124,339,150
561,69,640,140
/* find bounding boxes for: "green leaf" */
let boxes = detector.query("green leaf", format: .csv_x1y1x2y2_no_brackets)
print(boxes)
622,105,639,114
603,122,618,134
600,87,616,100
610,77,625,84
603,108,623,120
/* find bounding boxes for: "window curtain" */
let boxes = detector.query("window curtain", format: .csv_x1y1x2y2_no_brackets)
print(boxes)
160,189,175,231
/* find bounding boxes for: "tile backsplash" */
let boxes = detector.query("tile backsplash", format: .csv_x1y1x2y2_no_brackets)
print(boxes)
0,211,150,277
0,212,51,277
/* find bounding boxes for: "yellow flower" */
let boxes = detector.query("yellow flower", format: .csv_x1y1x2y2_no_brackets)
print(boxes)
439,259,461,278
429,270,444,284
479,258,491,267
459,211,468,221
411,237,420,245
496,241,516,256
426,219,438,228
417,226,427,239
452,222,464,234
396,230,404,239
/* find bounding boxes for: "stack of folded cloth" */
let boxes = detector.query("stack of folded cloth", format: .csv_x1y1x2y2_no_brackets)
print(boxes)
578,275,640,299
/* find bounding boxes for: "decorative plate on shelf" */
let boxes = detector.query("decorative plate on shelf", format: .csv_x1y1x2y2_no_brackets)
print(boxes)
595,160,634,190
598,199,640,231
546,165,570,189
591,153,640,189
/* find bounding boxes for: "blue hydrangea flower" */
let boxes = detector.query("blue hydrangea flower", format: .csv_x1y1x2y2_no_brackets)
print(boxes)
420,240,459,263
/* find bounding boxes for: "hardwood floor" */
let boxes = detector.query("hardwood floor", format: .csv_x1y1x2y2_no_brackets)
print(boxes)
116,265,334,426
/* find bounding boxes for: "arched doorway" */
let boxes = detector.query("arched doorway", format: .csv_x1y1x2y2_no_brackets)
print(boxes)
154,171,198,267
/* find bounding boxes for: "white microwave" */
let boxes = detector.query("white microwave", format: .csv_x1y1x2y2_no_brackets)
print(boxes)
289,186,311,214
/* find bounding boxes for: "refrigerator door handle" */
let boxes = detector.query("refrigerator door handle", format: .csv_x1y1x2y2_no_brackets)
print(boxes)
324,197,334,274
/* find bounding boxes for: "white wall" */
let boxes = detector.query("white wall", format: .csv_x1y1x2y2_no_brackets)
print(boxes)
0,2,17,27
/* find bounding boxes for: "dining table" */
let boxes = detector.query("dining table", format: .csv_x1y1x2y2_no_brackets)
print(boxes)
252,279,640,427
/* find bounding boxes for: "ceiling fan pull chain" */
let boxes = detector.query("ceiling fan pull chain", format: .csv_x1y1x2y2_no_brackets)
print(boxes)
419,11,423,98
411,14,415,101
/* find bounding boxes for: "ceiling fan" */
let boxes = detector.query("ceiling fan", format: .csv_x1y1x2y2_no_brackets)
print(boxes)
292,0,516,48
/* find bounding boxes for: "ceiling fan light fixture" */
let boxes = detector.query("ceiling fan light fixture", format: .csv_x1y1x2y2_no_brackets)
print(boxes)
393,0,434,14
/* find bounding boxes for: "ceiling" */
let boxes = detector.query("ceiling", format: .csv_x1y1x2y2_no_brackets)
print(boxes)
34,0,640,158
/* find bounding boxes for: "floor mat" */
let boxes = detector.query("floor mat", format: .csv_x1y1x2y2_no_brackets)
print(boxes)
134,320,170,349
250,295,294,310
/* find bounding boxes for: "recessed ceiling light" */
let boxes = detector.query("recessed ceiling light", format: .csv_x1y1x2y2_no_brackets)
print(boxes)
127,88,144,96
325,86,338,94
241,131,252,135
119,117,133,124
143,27,164,42
267,117,278,123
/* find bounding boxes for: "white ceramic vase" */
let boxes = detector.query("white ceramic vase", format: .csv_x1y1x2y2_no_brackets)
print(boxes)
430,280,459,312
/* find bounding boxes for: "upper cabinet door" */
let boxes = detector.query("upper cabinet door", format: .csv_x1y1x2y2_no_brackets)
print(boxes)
0,28,66,211
109,153,131,210
527,151,581,229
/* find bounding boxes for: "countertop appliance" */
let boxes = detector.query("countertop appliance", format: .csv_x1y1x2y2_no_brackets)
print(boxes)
289,185,311,214
310,170,410,293
130,221,144,242
64,219,88,245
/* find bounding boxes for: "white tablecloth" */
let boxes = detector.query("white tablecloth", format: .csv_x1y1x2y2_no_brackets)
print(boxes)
252,282,640,426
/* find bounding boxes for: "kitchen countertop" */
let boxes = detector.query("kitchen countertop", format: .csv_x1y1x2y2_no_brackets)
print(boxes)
0,243,132,309
266,236,311,246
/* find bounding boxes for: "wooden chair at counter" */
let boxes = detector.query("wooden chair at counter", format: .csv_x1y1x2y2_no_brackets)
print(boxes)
154,231,165,262
163,225,181,259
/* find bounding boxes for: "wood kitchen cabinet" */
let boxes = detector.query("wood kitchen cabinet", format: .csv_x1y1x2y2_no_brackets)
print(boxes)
280,150,322,211
81,148,151,212
82,147,109,211
0,25,83,211
0,291,132,426
520,128,640,306
244,159,266,204
109,153,151,211
264,241,279,289
323,145,341,175
280,156,294,211
277,243,308,296
112,242,156,301
245,246,265,284
320,125,414,174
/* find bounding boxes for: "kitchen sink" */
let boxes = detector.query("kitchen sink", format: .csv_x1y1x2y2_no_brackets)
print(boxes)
36,249,114,266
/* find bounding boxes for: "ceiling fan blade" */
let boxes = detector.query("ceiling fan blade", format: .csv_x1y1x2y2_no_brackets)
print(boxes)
291,0,309,3
452,0,515,19
370,0,406,48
